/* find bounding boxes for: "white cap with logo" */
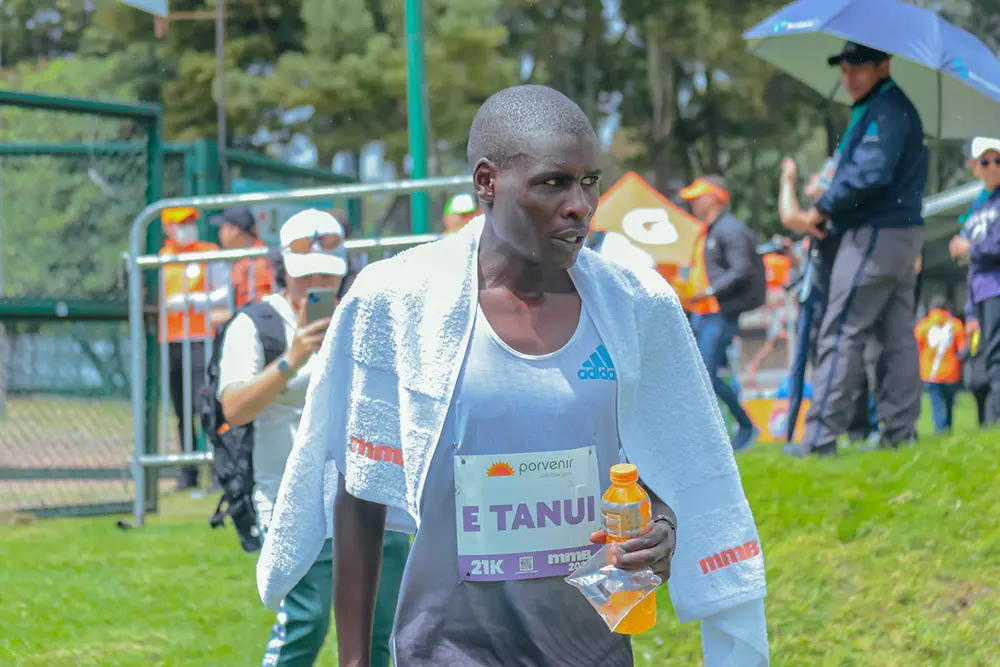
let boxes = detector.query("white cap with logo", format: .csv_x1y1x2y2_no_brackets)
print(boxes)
971,137,1000,159
280,209,349,278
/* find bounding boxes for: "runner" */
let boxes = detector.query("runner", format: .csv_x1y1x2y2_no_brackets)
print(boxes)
258,85,768,667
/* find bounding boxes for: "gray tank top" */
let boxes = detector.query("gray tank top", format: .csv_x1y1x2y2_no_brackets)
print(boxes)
392,303,632,666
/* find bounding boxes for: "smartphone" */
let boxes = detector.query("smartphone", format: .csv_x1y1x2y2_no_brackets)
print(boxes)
305,288,338,323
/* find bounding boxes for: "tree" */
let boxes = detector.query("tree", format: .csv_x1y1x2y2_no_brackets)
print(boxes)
249,0,518,167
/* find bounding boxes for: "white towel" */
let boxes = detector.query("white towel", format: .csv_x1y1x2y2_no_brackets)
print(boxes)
258,217,768,663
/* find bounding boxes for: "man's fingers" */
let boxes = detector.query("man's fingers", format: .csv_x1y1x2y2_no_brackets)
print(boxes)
305,316,332,333
589,529,606,545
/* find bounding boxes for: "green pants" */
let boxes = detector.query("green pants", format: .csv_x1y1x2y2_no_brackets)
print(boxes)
262,531,411,667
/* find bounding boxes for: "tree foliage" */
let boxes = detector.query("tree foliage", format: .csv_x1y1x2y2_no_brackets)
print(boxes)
2,0,999,248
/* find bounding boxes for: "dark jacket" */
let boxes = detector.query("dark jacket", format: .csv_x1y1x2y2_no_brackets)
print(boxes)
817,79,928,231
704,211,766,319
965,188,1000,316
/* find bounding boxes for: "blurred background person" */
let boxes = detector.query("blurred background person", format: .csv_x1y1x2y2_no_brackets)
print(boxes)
680,175,766,451
159,206,228,490
949,136,1000,425
914,295,965,434
442,192,481,233
213,207,274,309
217,210,409,667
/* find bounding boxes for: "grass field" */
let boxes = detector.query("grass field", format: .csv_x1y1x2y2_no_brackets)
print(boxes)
1,395,997,666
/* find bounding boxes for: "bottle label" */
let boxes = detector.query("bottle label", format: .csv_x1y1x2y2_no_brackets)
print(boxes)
602,499,651,540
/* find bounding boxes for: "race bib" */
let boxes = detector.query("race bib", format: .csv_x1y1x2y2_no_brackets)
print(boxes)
454,446,601,582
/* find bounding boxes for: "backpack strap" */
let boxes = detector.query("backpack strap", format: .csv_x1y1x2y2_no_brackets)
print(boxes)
240,300,288,367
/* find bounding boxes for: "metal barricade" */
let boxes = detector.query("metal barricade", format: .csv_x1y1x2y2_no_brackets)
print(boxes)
127,176,468,526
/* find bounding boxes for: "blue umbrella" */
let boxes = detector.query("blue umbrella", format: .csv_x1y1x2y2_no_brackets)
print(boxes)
743,0,1000,139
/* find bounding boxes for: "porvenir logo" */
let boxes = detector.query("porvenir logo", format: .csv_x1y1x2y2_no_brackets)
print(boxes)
486,461,515,477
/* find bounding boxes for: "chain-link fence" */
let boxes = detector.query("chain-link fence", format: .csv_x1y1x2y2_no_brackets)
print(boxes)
0,91,160,517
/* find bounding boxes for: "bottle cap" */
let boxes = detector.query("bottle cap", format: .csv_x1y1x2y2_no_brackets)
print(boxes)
610,463,638,484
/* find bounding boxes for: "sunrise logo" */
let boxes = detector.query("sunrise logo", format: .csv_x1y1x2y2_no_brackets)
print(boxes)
486,461,515,477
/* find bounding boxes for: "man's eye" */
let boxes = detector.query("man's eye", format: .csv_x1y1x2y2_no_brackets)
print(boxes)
582,176,600,186
544,178,562,186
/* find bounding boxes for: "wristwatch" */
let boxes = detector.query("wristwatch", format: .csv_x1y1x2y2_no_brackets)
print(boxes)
652,514,677,534
277,356,295,380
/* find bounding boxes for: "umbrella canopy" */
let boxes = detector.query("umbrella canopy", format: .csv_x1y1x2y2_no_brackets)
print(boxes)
743,0,1000,139
590,172,704,266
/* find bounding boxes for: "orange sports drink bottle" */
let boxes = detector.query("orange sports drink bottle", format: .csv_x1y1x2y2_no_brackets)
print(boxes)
601,463,657,634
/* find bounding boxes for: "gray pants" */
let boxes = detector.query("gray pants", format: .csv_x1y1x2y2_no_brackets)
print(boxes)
804,226,923,448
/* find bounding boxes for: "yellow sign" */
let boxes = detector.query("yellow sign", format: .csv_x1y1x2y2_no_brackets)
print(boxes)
591,172,705,266
744,398,811,443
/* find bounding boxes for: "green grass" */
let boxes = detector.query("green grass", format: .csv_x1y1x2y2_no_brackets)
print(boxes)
2,396,998,666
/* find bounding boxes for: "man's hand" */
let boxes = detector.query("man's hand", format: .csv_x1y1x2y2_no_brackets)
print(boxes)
687,288,709,304
785,208,828,240
804,173,826,201
949,235,971,259
968,318,980,335
286,300,332,372
589,520,676,581
780,157,798,186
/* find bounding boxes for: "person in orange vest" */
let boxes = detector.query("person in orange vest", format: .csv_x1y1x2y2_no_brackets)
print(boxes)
159,206,229,490
746,237,799,385
914,295,966,434
212,207,275,308
680,175,767,452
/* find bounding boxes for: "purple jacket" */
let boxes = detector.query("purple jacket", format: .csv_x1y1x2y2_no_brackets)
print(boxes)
965,188,1000,320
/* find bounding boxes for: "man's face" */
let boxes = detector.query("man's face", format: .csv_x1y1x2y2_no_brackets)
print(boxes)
478,132,601,269
840,60,888,102
219,222,241,248
689,194,717,222
979,149,1000,190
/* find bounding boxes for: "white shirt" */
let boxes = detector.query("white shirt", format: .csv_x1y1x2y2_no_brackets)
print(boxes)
393,302,630,665
217,293,319,528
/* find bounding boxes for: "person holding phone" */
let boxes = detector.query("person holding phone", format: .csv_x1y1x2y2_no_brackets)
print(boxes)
217,209,409,667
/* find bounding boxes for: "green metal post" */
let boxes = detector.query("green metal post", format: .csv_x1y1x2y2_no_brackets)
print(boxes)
194,140,223,243
143,110,165,514
404,0,430,234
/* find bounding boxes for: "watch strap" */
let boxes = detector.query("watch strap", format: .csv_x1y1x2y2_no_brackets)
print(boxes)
277,356,295,380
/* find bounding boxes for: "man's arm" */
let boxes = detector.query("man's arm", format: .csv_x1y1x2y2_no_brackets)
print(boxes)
709,225,756,300
335,475,387,667
816,107,908,223
969,218,1000,263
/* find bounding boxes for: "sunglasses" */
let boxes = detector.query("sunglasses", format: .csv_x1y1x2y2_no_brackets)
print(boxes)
285,232,342,254
980,158,1000,167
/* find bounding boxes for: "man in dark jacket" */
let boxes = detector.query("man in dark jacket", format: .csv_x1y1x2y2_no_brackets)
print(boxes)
682,175,766,452
783,42,928,456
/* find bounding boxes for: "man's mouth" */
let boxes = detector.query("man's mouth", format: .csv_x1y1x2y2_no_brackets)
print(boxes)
552,230,587,247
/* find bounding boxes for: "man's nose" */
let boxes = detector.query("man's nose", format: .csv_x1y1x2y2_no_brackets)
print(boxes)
561,184,594,220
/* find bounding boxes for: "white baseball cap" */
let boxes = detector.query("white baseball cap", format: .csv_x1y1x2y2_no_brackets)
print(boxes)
280,209,349,278
971,137,1000,159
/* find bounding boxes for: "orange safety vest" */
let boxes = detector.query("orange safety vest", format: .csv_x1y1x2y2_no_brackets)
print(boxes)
914,309,965,384
159,239,220,343
231,239,275,308
763,253,791,290
687,228,720,315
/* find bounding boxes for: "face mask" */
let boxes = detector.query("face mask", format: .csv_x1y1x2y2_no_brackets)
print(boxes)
171,224,199,246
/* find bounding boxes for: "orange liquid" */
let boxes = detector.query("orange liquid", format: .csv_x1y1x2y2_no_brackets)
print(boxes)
601,465,657,634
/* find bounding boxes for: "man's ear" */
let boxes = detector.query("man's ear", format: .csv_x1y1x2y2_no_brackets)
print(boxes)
473,159,497,205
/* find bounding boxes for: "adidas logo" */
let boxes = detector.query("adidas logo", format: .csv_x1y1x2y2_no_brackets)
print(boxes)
578,345,617,381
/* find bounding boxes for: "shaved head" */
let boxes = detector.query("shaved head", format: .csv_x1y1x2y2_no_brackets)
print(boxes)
467,85,597,168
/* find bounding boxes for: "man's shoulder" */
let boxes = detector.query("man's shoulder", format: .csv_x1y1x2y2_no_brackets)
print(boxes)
716,212,754,239
347,232,467,303
879,86,922,126
577,247,676,304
